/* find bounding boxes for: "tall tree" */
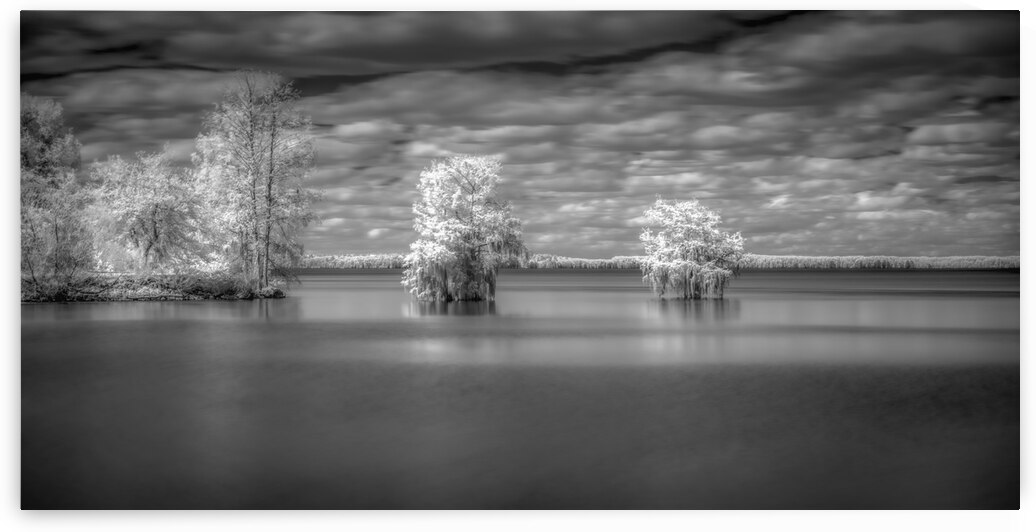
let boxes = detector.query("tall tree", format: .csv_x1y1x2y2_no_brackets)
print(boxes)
639,198,745,299
91,148,202,272
402,155,527,302
20,93,94,300
193,71,318,290
21,92,81,203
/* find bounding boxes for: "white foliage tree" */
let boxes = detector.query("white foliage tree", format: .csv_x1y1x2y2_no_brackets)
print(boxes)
193,71,318,290
639,197,745,299
402,155,527,302
20,93,94,300
21,173,94,298
91,149,202,272
21,93,81,203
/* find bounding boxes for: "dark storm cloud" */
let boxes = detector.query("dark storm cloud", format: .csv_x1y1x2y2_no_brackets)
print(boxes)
724,11,1018,74
22,11,748,79
20,10,1020,257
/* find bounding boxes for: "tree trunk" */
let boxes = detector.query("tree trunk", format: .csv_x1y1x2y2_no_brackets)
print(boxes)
263,109,277,288
147,205,160,269
52,213,60,276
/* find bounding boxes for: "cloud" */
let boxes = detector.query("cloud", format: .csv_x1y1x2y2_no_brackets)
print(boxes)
22,11,742,78
906,122,1014,145
627,172,711,188
765,195,791,209
855,210,939,221
689,125,787,150
617,52,819,103
901,144,1016,166
727,11,1018,72
331,120,406,140
26,69,237,112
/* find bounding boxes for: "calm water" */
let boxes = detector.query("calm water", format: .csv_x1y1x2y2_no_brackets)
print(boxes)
22,270,1019,508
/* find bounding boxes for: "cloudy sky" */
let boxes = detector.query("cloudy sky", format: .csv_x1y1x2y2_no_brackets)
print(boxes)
21,10,1020,258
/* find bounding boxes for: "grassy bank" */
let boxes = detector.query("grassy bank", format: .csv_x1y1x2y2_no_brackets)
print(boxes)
301,253,1020,271
21,273,286,303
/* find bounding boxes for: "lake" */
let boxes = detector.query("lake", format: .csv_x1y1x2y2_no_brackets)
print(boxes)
21,269,1019,509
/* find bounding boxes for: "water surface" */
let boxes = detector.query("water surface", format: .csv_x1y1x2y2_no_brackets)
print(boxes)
22,270,1019,508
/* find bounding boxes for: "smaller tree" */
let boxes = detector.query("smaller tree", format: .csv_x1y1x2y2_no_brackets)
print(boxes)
21,173,95,299
21,93,81,204
91,148,202,272
402,155,527,302
639,197,745,299
20,93,94,300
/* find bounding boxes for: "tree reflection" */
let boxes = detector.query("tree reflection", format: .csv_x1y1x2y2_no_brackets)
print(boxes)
253,298,302,321
22,298,304,322
408,300,498,317
646,298,741,322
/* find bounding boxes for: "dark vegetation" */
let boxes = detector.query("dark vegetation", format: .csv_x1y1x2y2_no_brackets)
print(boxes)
22,272,285,303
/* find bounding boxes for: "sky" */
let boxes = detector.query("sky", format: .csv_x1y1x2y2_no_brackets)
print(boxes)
20,10,1021,258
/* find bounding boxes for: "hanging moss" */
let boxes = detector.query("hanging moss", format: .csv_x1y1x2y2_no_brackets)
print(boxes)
639,198,745,300
641,260,735,300
405,253,511,302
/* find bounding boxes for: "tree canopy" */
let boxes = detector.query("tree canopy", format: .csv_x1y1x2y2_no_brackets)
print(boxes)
20,94,94,299
194,71,318,290
91,149,202,272
402,155,527,302
639,197,745,299
20,93,81,199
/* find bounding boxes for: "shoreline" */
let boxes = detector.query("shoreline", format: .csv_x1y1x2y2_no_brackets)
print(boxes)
22,268,1021,303
20,274,287,303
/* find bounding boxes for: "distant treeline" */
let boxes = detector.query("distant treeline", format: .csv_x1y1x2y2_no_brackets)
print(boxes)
300,254,407,269
301,253,1019,270
299,253,642,269
739,254,1019,270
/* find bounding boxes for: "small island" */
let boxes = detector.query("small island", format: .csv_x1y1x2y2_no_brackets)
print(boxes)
21,72,317,302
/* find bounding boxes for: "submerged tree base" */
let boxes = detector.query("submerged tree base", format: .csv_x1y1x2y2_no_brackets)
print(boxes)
21,274,287,302
402,257,505,303
641,261,735,300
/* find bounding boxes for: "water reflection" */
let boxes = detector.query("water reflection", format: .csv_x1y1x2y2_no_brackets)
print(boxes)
404,300,498,317
643,298,741,322
252,298,302,321
21,270,1020,508
21,298,304,322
